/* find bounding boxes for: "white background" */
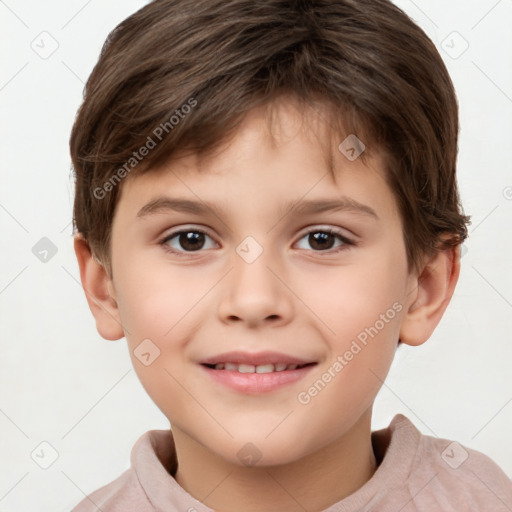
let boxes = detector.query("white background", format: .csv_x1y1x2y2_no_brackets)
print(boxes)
1,1,511,510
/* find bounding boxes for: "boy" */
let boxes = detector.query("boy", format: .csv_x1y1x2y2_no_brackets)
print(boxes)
69,0,512,510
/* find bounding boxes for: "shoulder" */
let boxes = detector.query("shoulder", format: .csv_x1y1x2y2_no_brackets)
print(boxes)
392,415,512,511
70,467,150,512
70,429,165,512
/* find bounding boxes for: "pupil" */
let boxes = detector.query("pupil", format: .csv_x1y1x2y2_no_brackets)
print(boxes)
310,232,334,250
180,232,204,251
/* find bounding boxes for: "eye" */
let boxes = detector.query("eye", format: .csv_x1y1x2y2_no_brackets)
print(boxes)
159,226,356,257
295,228,355,253
159,228,217,255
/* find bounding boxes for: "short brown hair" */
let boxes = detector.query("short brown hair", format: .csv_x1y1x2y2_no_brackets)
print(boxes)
70,0,471,278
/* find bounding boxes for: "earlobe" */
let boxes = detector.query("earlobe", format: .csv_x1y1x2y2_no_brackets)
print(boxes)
73,234,125,341
399,244,461,347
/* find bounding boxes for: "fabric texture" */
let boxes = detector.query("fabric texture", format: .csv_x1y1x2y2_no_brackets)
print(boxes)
71,414,512,511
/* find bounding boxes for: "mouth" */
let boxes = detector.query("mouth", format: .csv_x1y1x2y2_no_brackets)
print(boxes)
199,350,318,393
199,352,318,394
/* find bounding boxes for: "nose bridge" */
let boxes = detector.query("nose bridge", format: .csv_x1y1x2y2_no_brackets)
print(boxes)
218,234,293,325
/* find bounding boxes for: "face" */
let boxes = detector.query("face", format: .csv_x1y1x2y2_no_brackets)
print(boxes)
108,96,416,466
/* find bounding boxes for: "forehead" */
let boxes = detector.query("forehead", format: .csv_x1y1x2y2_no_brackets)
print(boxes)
116,96,396,223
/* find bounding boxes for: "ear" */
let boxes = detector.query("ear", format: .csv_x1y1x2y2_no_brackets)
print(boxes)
399,243,461,346
73,234,125,341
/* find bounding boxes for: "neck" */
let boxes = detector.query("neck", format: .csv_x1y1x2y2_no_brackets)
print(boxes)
172,408,377,512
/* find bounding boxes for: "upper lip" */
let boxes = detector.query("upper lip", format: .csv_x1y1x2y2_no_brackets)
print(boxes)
200,351,316,366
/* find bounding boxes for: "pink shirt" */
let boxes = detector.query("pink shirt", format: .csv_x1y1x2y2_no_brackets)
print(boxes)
71,414,512,511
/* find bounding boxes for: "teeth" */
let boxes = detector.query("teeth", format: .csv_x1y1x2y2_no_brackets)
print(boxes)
256,364,274,374
211,363,305,373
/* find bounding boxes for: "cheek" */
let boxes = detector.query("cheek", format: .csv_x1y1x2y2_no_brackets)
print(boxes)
296,255,405,338
115,256,204,339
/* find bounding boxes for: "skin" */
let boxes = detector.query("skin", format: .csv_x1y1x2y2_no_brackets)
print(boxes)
75,95,460,512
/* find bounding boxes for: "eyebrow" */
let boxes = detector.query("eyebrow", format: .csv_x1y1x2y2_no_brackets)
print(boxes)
136,196,379,220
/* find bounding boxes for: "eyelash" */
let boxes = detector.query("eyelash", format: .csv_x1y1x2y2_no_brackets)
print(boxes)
158,226,356,258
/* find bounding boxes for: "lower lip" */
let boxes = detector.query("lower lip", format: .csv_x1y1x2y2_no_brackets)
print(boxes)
200,364,316,394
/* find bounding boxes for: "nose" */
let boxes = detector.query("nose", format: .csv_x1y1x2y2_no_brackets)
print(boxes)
217,245,294,328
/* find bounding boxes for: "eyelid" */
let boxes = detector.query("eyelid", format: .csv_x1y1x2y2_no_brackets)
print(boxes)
296,224,354,240
159,225,218,245
161,223,355,237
